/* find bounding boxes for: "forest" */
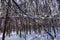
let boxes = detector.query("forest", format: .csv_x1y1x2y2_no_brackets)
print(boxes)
0,0,60,40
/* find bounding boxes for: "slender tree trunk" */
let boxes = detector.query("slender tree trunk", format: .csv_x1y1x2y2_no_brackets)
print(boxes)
2,0,11,40
51,18,56,37
2,8,9,40
35,0,39,15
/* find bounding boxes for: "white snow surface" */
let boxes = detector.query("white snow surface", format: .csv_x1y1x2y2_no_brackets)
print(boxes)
0,29,60,40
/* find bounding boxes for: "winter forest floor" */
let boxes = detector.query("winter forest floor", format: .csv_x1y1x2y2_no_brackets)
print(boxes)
0,28,60,40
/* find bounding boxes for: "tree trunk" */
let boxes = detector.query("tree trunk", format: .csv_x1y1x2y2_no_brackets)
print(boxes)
2,8,9,40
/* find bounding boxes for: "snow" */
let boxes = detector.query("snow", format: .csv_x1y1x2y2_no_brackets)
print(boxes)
0,29,60,40
5,35,24,40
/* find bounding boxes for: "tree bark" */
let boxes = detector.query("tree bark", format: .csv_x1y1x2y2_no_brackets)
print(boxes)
2,8,9,40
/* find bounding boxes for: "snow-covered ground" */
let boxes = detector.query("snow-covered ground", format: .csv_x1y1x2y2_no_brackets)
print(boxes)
0,28,60,40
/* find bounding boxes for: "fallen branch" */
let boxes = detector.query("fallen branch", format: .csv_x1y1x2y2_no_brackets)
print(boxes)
44,29,54,40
